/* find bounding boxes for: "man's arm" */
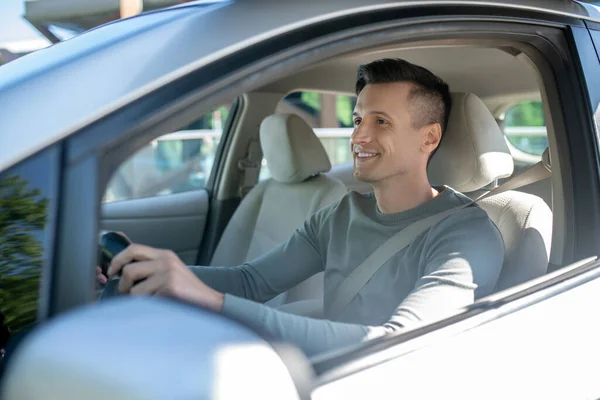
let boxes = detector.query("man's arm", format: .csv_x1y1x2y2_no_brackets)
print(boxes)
219,209,504,357
188,227,324,303
97,221,324,303
107,206,503,357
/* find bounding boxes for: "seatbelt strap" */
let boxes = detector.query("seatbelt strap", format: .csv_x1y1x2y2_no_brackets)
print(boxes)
327,157,552,320
237,139,262,197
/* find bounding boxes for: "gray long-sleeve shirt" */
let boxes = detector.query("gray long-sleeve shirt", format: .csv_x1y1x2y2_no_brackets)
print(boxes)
191,186,504,357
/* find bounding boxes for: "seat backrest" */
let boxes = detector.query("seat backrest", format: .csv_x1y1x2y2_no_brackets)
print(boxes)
210,113,347,304
477,190,552,291
429,93,553,293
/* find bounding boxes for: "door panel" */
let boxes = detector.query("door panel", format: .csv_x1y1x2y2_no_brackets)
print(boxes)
100,190,209,265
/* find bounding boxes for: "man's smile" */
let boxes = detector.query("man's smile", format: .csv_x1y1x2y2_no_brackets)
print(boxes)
356,152,380,158
353,144,381,162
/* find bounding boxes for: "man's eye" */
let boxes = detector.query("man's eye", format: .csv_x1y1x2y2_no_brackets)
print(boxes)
353,119,361,126
377,119,386,125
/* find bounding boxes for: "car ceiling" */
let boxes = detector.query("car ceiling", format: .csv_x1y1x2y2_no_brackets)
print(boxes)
257,46,542,115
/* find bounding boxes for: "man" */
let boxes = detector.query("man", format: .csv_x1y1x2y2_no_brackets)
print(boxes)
103,59,504,357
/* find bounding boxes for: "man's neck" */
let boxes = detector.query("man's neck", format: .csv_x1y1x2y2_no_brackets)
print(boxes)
372,173,438,214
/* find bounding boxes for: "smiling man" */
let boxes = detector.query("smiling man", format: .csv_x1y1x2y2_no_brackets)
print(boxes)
105,58,504,357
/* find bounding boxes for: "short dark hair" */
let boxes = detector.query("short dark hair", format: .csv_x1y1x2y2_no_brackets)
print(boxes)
355,58,452,160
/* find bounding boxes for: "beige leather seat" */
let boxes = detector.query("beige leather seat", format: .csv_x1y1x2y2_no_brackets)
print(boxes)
429,92,553,294
210,113,347,305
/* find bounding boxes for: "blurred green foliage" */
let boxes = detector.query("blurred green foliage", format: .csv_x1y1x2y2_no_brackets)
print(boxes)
505,101,545,127
0,176,48,333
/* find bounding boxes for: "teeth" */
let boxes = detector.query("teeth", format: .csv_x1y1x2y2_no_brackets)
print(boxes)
358,152,377,158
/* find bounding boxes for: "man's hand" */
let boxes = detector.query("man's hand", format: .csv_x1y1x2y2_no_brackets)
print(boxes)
97,231,131,287
107,243,224,312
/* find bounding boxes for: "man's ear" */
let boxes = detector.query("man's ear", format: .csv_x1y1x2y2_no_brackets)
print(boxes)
422,123,442,155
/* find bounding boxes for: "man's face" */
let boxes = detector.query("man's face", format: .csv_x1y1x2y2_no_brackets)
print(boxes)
351,82,428,184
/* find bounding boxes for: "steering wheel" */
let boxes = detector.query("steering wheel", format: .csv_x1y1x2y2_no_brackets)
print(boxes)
98,232,131,299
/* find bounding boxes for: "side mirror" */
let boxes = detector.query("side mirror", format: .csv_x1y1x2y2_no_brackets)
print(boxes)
1,298,313,400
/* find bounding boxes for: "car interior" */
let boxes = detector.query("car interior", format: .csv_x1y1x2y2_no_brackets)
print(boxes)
99,44,557,320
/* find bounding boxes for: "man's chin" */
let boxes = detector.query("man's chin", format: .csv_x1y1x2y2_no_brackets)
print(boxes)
353,170,376,183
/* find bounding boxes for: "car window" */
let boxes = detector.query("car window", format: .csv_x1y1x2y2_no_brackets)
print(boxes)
103,104,231,202
503,101,548,157
0,146,59,365
260,91,356,180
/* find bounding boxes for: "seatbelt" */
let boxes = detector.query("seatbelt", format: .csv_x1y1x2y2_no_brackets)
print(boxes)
237,139,262,197
327,155,552,320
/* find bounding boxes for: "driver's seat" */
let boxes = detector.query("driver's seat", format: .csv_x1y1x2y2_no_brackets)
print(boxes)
428,92,553,293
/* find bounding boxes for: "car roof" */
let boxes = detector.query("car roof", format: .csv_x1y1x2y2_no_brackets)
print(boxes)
0,0,598,172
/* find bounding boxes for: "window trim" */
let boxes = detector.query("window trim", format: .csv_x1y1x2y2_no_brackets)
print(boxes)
206,96,243,193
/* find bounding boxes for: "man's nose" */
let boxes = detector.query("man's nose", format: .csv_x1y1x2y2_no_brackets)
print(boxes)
351,124,372,145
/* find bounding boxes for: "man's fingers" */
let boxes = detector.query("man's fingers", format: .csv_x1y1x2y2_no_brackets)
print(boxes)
130,274,164,296
109,243,163,277
96,266,107,285
118,260,162,294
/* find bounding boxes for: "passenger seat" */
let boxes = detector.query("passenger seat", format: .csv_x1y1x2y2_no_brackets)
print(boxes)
210,113,347,305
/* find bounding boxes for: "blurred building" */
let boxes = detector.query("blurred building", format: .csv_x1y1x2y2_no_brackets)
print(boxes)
0,0,195,64
23,0,196,43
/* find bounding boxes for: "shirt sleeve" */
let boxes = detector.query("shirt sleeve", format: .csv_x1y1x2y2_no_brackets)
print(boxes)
189,214,326,303
219,207,504,357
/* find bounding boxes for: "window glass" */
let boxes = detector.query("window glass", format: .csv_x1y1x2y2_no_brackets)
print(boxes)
504,101,548,156
104,104,231,202
260,92,356,180
0,147,58,360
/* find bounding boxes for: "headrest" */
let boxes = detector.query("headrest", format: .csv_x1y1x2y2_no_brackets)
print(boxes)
428,93,514,192
260,113,331,184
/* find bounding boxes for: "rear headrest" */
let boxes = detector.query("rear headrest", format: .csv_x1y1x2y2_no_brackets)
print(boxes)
428,93,514,192
260,113,331,184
